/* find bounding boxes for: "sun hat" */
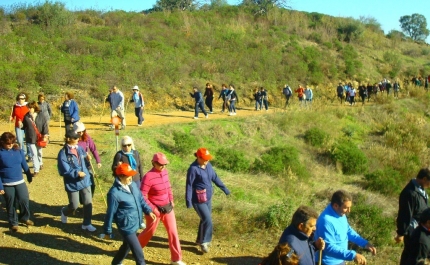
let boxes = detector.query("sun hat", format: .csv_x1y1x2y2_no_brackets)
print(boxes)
115,163,137,177
73,122,86,133
132,85,139,90
194,148,213,161
152,152,169,165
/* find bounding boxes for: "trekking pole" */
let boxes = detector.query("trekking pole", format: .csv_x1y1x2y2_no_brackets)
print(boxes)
318,249,322,265
89,159,108,208
99,100,106,124
59,108,62,138
9,106,14,132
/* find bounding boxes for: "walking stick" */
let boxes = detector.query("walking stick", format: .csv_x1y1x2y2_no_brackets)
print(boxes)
9,106,14,132
318,249,323,265
89,159,108,208
99,100,106,124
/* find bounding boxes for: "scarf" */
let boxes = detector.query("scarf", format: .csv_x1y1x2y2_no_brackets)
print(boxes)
122,150,137,170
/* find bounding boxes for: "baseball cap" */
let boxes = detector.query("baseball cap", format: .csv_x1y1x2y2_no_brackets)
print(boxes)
195,148,213,161
152,152,169,165
115,163,137,177
65,130,80,139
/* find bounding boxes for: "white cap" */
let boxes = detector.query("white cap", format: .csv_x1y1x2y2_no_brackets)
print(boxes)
73,122,86,133
132,85,139,90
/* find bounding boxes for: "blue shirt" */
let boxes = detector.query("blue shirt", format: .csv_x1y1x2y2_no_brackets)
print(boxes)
0,147,31,190
279,224,316,265
314,204,368,265
110,91,124,110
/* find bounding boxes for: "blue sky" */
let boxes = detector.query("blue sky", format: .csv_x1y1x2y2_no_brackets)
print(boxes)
1,0,429,41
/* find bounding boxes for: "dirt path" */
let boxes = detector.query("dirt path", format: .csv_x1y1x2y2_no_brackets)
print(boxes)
0,106,279,265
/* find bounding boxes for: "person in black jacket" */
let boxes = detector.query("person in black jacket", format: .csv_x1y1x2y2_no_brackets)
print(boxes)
407,208,430,264
189,87,208,119
204,83,214,114
278,206,325,265
396,168,430,265
336,83,344,104
218,84,229,112
111,136,143,187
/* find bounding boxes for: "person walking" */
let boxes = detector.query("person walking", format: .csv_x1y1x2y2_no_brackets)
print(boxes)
130,86,144,126
57,130,96,232
22,101,47,175
37,93,52,133
218,84,229,113
278,206,325,265
0,132,34,232
111,136,143,187
282,84,293,108
204,83,214,114
227,84,238,116
102,163,156,265
73,122,102,197
304,86,313,106
336,83,344,104
253,88,262,111
295,85,305,106
110,85,126,130
358,84,367,105
10,92,29,158
407,208,430,264
189,87,208,119
260,87,269,111
138,153,186,265
396,168,430,265
314,190,376,265
185,147,230,253
60,91,80,133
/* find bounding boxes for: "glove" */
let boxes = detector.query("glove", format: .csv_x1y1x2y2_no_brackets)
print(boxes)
27,173,33,183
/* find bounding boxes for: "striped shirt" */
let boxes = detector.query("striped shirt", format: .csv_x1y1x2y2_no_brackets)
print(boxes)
140,168,173,210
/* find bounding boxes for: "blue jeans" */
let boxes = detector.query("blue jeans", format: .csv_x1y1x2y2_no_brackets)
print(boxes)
3,182,30,226
255,100,262,110
262,99,268,110
229,101,236,113
192,200,213,244
194,101,207,117
15,127,27,156
63,186,93,225
112,233,146,265
134,107,144,125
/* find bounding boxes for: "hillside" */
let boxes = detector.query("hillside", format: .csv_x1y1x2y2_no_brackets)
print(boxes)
0,3,429,119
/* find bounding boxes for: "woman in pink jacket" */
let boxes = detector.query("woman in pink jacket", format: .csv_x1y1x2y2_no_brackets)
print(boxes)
138,153,186,265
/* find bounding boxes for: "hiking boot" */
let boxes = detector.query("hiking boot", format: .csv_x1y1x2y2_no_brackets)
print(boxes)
82,224,97,232
61,207,67,223
10,225,19,232
22,219,34,226
200,243,210,253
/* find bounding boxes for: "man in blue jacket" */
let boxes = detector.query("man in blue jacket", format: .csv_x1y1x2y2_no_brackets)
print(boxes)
279,205,325,265
314,190,376,265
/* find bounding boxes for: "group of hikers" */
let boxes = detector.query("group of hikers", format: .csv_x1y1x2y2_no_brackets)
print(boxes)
2,83,430,265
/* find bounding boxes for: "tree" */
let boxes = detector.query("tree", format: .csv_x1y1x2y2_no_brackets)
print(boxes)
399,13,430,41
153,0,198,11
240,0,290,16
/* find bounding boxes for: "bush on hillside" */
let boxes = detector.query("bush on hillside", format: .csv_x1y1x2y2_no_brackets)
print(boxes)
304,127,329,147
348,193,395,246
331,139,368,175
212,148,250,173
261,200,296,229
364,167,404,196
252,146,309,179
173,131,198,156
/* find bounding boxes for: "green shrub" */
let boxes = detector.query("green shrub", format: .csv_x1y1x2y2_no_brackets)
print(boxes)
331,139,368,175
212,148,250,173
262,200,296,229
304,127,329,147
253,146,309,179
348,193,395,246
364,167,404,196
172,131,197,156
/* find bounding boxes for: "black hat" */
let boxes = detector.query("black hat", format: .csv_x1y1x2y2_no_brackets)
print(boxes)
65,130,80,139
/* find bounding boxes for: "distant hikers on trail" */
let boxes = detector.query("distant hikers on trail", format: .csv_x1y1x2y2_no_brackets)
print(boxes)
130,85,144,126
190,87,208,119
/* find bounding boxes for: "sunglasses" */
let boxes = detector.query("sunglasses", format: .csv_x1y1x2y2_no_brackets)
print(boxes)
122,144,132,147
154,161,167,167
19,98,25,100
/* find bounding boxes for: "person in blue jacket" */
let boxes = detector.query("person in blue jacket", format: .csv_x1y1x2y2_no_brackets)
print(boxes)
185,147,230,253
189,87,208,119
102,163,156,265
60,91,80,133
57,130,95,232
314,190,376,265
279,206,325,265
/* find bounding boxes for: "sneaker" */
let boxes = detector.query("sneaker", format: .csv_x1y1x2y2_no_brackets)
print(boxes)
171,261,186,265
22,219,34,226
121,125,126,130
82,224,97,232
193,117,198,119
200,243,209,253
10,225,18,232
229,113,233,116
61,207,67,223
205,115,208,118
137,124,142,126
209,111,213,114
233,112,237,115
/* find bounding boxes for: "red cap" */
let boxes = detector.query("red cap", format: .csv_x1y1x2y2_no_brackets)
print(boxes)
115,163,137,177
152,152,169,165
195,148,213,161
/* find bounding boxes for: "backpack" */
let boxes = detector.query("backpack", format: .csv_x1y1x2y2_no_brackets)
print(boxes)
283,86,292,96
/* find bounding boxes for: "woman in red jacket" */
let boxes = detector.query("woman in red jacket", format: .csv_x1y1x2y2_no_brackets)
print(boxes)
10,92,29,159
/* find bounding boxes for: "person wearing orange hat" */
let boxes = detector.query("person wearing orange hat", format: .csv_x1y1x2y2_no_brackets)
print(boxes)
138,153,186,265
185,148,230,253
103,163,156,265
